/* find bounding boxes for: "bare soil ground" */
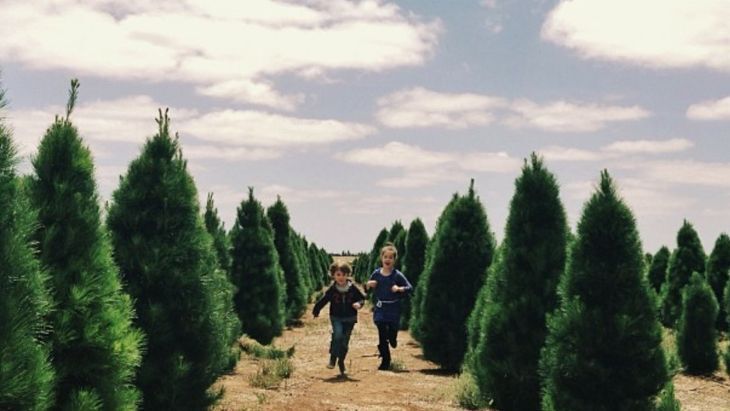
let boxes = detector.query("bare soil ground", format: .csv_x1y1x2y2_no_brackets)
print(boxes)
214,290,730,410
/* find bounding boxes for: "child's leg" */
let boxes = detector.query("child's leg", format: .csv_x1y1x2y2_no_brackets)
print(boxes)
329,318,345,367
375,321,391,370
388,321,398,348
341,322,355,357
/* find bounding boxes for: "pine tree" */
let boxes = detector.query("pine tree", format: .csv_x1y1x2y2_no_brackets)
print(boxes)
540,171,667,411
706,233,730,331
410,194,459,343
661,220,706,327
393,229,407,273
107,109,235,410
230,188,285,344
368,228,389,278
677,272,719,375
470,154,567,410
267,197,308,323
203,193,241,367
647,246,670,294
400,218,428,330
417,180,495,370
0,85,55,411
308,242,325,290
204,193,232,275
29,80,143,410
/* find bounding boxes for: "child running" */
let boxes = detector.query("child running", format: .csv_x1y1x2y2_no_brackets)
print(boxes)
312,261,365,376
366,242,412,370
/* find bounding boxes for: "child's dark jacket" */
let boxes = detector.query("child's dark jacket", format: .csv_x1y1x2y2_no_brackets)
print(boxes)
312,281,366,322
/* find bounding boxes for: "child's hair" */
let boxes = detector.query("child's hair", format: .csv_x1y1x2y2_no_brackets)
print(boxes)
329,261,352,276
380,242,398,259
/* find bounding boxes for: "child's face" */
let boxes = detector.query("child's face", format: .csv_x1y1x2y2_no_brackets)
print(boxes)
333,270,348,285
381,251,395,268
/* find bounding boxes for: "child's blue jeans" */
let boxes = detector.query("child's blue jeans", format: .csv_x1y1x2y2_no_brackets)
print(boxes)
330,317,355,358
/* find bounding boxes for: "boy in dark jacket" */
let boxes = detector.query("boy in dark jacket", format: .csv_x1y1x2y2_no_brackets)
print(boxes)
312,261,365,375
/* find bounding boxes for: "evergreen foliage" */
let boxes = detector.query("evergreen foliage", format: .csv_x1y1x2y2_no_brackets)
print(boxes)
204,193,232,275
393,229,407,273
0,86,55,411
307,243,325,290
400,218,428,330
29,80,143,410
540,171,667,411
368,228,389,277
661,221,706,327
107,109,236,410
706,234,730,331
470,154,567,410
648,246,670,294
230,188,285,344
267,197,308,323
676,272,718,375
410,194,459,343
387,220,405,243
417,180,495,370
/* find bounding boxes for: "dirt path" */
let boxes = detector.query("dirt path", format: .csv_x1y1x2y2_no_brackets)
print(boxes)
214,298,730,411
213,303,467,411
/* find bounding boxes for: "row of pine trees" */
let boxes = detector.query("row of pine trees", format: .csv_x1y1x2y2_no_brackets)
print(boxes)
357,155,730,410
1,80,331,410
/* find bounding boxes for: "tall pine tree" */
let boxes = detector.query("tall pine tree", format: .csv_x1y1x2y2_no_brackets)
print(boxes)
706,233,730,331
0,84,55,411
107,109,235,410
647,246,670,294
540,171,667,411
417,180,495,370
661,220,706,327
267,197,308,323
400,218,428,330
29,80,142,410
230,188,285,344
470,154,567,410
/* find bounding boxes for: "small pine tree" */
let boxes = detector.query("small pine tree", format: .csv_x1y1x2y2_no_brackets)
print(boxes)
400,218,428,330
0,86,55,411
470,154,567,410
29,80,143,410
308,243,325,291
393,229,407,273
267,197,308,323
648,246,670,294
417,180,495,370
204,193,232,275
230,188,285,344
661,220,706,327
540,171,668,411
368,228,389,277
706,234,730,331
107,109,235,410
677,272,719,375
655,382,681,411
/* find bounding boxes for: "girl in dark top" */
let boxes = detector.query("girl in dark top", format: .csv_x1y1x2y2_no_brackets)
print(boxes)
366,242,412,370
312,261,365,375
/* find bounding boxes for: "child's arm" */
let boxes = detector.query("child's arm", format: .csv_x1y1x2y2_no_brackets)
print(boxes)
352,285,366,309
312,287,332,317
366,270,378,290
391,272,413,294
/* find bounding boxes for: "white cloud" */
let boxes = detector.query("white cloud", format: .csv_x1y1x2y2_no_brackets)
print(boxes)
686,96,730,120
376,87,506,129
196,80,305,111
505,99,650,132
337,141,519,188
603,138,693,154
0,0,441,110
181,110,375,147
633,160,730,187
542,0,730,72
183,145,282,161
539,146,602,162
336,141,454,169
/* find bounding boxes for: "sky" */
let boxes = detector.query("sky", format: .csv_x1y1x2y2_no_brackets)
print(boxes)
1,0,728,255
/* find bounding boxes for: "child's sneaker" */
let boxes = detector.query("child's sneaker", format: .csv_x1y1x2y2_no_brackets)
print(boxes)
338,357,346,375
327,355,336,369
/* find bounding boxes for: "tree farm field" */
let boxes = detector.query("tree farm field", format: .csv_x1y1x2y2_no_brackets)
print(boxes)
213,297,730,411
